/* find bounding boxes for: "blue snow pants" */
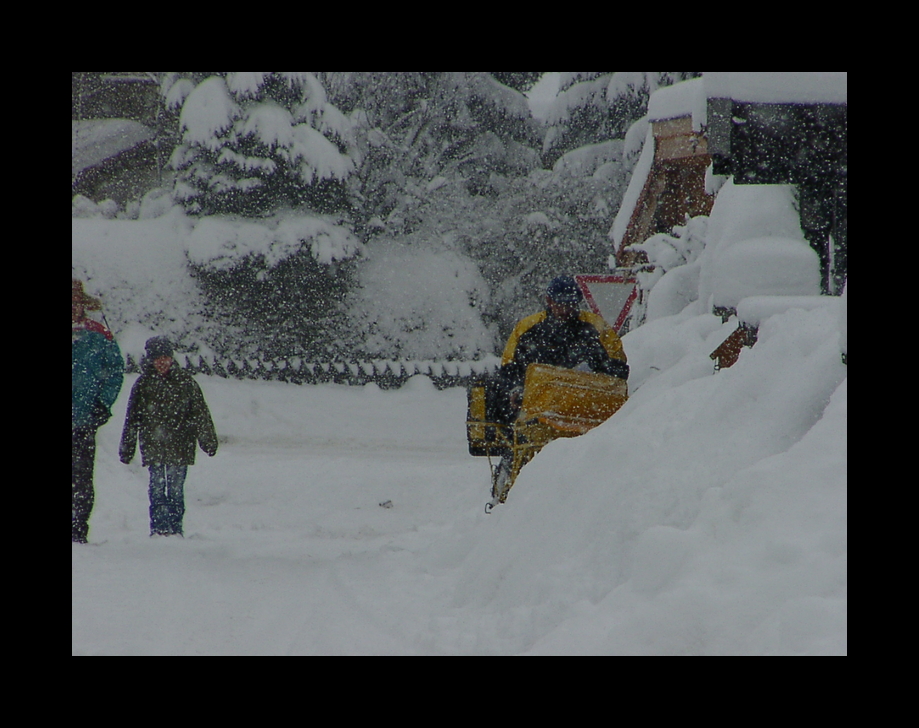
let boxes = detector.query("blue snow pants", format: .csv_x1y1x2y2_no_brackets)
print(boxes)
148,465,188,536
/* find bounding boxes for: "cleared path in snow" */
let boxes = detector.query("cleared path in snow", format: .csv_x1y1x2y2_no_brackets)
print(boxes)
73,376,494,655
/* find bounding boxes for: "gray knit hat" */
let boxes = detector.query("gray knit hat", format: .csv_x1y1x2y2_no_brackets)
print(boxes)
546,276,583,305
144,336,174,360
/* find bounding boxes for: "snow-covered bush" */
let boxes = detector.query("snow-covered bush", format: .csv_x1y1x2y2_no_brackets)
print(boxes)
632,215,709,322
180,210,364,360
185,213,363,271
72,195,113,219
73,188,182,221
72,210,212,360
343,239,495,361
384,164,627,347
72,206,368,362
324,71,634,356
138,187,178,220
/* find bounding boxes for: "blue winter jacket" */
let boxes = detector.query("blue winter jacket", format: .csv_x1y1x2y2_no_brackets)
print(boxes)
72,321,124,430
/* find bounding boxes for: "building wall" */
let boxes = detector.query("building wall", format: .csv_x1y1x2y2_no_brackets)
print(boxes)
616,116,714,267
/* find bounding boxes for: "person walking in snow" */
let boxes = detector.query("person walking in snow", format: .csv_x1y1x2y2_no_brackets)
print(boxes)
119,337,218,537
73,278,125,544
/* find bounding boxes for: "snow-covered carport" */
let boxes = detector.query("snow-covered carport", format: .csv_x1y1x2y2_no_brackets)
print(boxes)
705,72,847,295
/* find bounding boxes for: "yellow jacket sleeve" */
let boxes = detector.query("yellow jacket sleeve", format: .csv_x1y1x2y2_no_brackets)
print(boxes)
501,311,547,366
580,311,627,361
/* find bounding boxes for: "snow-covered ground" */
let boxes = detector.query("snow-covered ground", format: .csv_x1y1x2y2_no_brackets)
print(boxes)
73,72,846,656
72,296,846,655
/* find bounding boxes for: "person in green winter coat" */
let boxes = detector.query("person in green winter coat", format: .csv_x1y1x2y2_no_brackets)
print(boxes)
119,337,218,537
73,279,124,543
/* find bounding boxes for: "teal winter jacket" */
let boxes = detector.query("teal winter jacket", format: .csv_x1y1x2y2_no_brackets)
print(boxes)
72,320,124,430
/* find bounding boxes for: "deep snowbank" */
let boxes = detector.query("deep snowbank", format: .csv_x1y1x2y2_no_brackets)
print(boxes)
453,300,846,655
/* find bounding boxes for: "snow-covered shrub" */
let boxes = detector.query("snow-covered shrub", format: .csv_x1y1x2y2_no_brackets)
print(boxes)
184,213,362,271
631,215,708,322
138,187,178,220
73,204,369,362
72,195,120,219
189,246,355,361
180,211,364,360
336,123,629,358
343,239,495,361
72,211,213,360
72,195,103,218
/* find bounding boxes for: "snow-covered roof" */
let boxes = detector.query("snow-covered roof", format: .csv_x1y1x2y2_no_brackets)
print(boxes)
609,127,654,247
72,119,154,177
611,79,707,248
645,73,847,130
647,78,707,129
703,72,847,105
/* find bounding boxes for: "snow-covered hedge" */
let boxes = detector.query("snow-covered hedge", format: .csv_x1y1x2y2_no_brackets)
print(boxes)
342,240,496,362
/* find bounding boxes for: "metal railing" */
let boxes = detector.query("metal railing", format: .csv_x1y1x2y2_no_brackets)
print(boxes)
125,353,500,390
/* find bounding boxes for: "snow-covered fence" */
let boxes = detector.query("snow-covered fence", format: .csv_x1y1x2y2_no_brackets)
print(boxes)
124,353,500,390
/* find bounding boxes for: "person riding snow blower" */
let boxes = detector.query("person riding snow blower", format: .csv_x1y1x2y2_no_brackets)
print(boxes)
467,276,629,512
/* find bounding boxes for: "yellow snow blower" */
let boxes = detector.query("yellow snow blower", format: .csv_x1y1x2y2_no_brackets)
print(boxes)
467,363,628,511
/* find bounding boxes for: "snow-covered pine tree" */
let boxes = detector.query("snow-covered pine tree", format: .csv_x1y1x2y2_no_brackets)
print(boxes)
163,73,359,216
322,73,634,360
490,72,544,95
320,72,543,230
309,73,556,361
542,72,700,168
542,73,617,168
